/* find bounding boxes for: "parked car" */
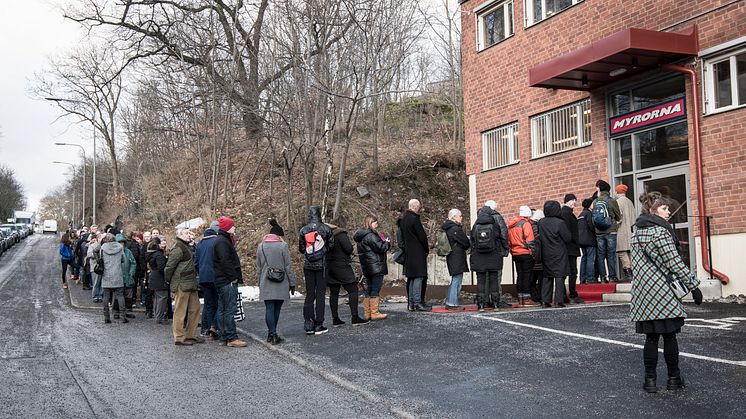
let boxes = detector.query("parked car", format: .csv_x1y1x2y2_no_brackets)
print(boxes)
42,220,58,234
0,230,7,255
0,225,20,244
14,224,28,239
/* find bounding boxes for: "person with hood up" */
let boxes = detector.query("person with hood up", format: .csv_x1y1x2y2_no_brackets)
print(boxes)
354,215,391,319
399,199,431,312
529,210,544,303
298,205,334,335
257,220,296,345
113,233,137,320
508,206,539,307
538,201,571,308
578,198,598,284
470,204,505,311
140,231,153,317
326,218,369,325
147,236,169,324
195,221,220,339
631,191,702,393
166,228,203,346
442,209,470,310
593,180,622,283
99,233,128,324
560,194,584,304
615,184,636,282
213,216,247,348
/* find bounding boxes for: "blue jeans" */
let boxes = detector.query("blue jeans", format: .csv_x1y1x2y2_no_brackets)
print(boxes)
446,274,463,306
580,246,596,283
200,283,219,332
408,277,425,303
216,283,239,342
91,273,103,300
596,234,618,281
264,300,284,334
365,274,384,297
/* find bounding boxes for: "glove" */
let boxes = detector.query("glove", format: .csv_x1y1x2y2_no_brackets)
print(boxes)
692,287,703,305
290,286,295,295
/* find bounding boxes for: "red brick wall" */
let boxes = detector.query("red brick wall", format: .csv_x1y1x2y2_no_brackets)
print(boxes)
461,0,746,235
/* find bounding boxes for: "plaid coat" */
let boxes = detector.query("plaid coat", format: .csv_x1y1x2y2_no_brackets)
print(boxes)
629,225,699,322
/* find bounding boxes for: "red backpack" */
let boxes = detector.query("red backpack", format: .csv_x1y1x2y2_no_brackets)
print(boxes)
304,230,327,262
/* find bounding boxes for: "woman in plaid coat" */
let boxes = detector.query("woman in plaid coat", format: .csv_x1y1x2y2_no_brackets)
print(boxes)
630,192,702,393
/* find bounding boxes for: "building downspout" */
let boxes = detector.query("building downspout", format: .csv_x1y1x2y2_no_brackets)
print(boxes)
662,63,729,285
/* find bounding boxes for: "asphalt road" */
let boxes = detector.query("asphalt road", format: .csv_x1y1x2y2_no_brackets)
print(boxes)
2,234,745,418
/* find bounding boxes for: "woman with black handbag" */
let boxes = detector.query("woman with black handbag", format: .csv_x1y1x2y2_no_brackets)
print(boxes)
256,224,296,345
630,191,703,393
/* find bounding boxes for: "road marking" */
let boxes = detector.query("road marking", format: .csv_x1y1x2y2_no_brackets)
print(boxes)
486,302,630,315
473,314,746,367
685,317,746,330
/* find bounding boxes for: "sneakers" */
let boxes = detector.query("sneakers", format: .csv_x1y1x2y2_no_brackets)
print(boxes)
332,318,346,326
313,325,329,335
304,319,315,335
414,303,432,312
227,339,247,347
351,316,370,325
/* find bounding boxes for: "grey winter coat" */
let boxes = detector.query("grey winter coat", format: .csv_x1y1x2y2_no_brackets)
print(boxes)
100,241,124,289
257,235,296,301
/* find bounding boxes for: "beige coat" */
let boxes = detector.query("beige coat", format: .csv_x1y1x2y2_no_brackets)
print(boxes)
616,195,636,252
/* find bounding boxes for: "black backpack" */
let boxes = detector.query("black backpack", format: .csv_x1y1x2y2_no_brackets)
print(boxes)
474,223,496,253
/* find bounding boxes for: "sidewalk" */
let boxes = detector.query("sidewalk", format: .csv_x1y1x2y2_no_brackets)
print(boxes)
66,278,146,312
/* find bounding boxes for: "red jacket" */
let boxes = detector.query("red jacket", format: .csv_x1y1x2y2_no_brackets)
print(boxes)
508,217,535,256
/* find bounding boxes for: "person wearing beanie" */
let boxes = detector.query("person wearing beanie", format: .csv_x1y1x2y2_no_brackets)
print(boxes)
325,218,369,325
212,216,247,347
577,198,598,284
615,184,636,282
592,180,622,283
508,206,539,307
269,218,285,237
560,194,584,304
166,228,203,346
538,201,571,308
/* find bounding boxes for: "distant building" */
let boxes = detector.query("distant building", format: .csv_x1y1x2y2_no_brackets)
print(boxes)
459,0,746,296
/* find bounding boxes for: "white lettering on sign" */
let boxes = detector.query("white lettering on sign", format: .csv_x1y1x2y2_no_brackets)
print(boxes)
685,317,746,330
612,103,682,132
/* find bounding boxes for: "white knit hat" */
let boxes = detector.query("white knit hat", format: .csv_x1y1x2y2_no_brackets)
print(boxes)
519,205,532,217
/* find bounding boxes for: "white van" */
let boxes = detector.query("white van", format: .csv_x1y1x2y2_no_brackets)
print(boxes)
42,220,58,234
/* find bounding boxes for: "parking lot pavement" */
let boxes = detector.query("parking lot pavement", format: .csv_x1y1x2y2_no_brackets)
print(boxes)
237,300,746,418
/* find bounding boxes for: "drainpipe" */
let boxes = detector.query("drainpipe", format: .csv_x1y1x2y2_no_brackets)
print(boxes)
662,63,729,285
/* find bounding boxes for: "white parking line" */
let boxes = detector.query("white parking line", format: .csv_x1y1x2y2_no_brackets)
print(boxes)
473,314,746,367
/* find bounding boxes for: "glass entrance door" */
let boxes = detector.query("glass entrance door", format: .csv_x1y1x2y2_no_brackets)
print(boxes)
635,166,695,267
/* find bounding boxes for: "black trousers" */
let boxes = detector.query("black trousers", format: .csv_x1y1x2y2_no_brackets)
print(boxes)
303,269,327,324
567,256,578,299
61,260,71,284
530,270,543,301
644,333,680,378
513,254,534,296
329,283,359,319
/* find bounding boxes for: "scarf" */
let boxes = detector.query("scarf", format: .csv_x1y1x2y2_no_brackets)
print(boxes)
634,213,680,250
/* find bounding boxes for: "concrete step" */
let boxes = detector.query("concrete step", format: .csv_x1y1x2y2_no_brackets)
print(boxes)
602,293,631,303
615,283,632,293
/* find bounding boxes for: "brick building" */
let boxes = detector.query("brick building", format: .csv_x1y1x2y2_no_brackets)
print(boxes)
459,0,746,296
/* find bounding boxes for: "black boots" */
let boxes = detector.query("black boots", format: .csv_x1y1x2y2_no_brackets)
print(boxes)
332,317,346,326
643,377,657,393
667,376,685,390
414,302,432,312
267,332,285,345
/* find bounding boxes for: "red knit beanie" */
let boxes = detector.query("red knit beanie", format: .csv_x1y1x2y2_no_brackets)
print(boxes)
218,217,235,232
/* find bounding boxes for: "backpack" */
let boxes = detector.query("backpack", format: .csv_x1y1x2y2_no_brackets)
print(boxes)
304,230,327,263
435,230,452,257
60,244,73,262
474,223,496,253
93,249,105,275
592,197,613,230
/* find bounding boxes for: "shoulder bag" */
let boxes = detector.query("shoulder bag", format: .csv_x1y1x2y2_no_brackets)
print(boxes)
261,245,285,283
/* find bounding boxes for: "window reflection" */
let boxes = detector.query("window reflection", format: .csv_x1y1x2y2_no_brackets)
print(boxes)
636,123,688,170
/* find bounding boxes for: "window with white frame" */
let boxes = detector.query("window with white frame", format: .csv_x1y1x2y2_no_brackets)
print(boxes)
476,1,514,51
482,122,519,170
704,46,746,113
530,99,591,158
525,0,584,27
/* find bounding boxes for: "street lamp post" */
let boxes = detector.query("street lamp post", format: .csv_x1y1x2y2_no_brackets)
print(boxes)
45,97,97,225
53,161,77,229
55,143,86,226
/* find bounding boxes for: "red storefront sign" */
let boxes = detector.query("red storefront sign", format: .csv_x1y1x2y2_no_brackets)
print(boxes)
609,98,686,136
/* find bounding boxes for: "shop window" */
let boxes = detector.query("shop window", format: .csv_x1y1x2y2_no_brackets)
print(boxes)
482,122,519,170
530,99,591,159
524,0,583,27
636,124,688,170
476,1,514,51
704,46,746,113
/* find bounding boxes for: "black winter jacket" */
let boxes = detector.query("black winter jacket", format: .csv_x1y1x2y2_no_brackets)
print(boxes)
442,219,470,276
128,239,144,277
146,246,168,291
577,208,597,247
354,228,390,278
469,207,504,272
560,205,581,257
399,210,429,278
325,228,356,285
213,230,243,288
298,205,333,271
538,201,571,278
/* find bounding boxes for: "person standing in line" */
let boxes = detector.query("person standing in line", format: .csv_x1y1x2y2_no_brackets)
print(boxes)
147,237,169,324
529,210,545,304
326,218,369,325
400,199,431,312
483,200,510,308
166,228,203,346
631,191,702,393
508,206,540,307
127,231,144,309
538,201,571,308
78,231,92,290
560,194,584,304
88,232,104,302
615,184,636,282
577,198,598,284
59,233,74,290
100,233,128,324
442,209,470,310
114,234,136,320
140,231,153,317
213,217,247,347
195,221,220,339
470,203,505,311
354,215,391,319
257,223,297,345
298,205,334,334
593,180,622,283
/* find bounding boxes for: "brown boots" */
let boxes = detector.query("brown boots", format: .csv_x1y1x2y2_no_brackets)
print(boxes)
519,296,541,307
363,297,387,320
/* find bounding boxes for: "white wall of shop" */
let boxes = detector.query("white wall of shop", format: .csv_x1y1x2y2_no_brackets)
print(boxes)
695,233,746,297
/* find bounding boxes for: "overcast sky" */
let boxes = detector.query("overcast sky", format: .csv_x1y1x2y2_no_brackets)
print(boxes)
0,0,87,213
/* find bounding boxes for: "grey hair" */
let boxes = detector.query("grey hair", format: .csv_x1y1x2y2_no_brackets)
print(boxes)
447,208,462,221
408,199,421,210
176,227,192,238
102,233,115,243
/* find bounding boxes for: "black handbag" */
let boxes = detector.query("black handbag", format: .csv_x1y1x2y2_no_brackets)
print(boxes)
93,250,105,275
393,247,406,265
261,246,285,283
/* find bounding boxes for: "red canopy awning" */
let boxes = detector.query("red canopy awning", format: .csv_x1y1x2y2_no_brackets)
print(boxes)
529,26,699,91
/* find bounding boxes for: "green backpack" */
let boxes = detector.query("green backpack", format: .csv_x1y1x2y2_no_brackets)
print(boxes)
435,230,452,257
